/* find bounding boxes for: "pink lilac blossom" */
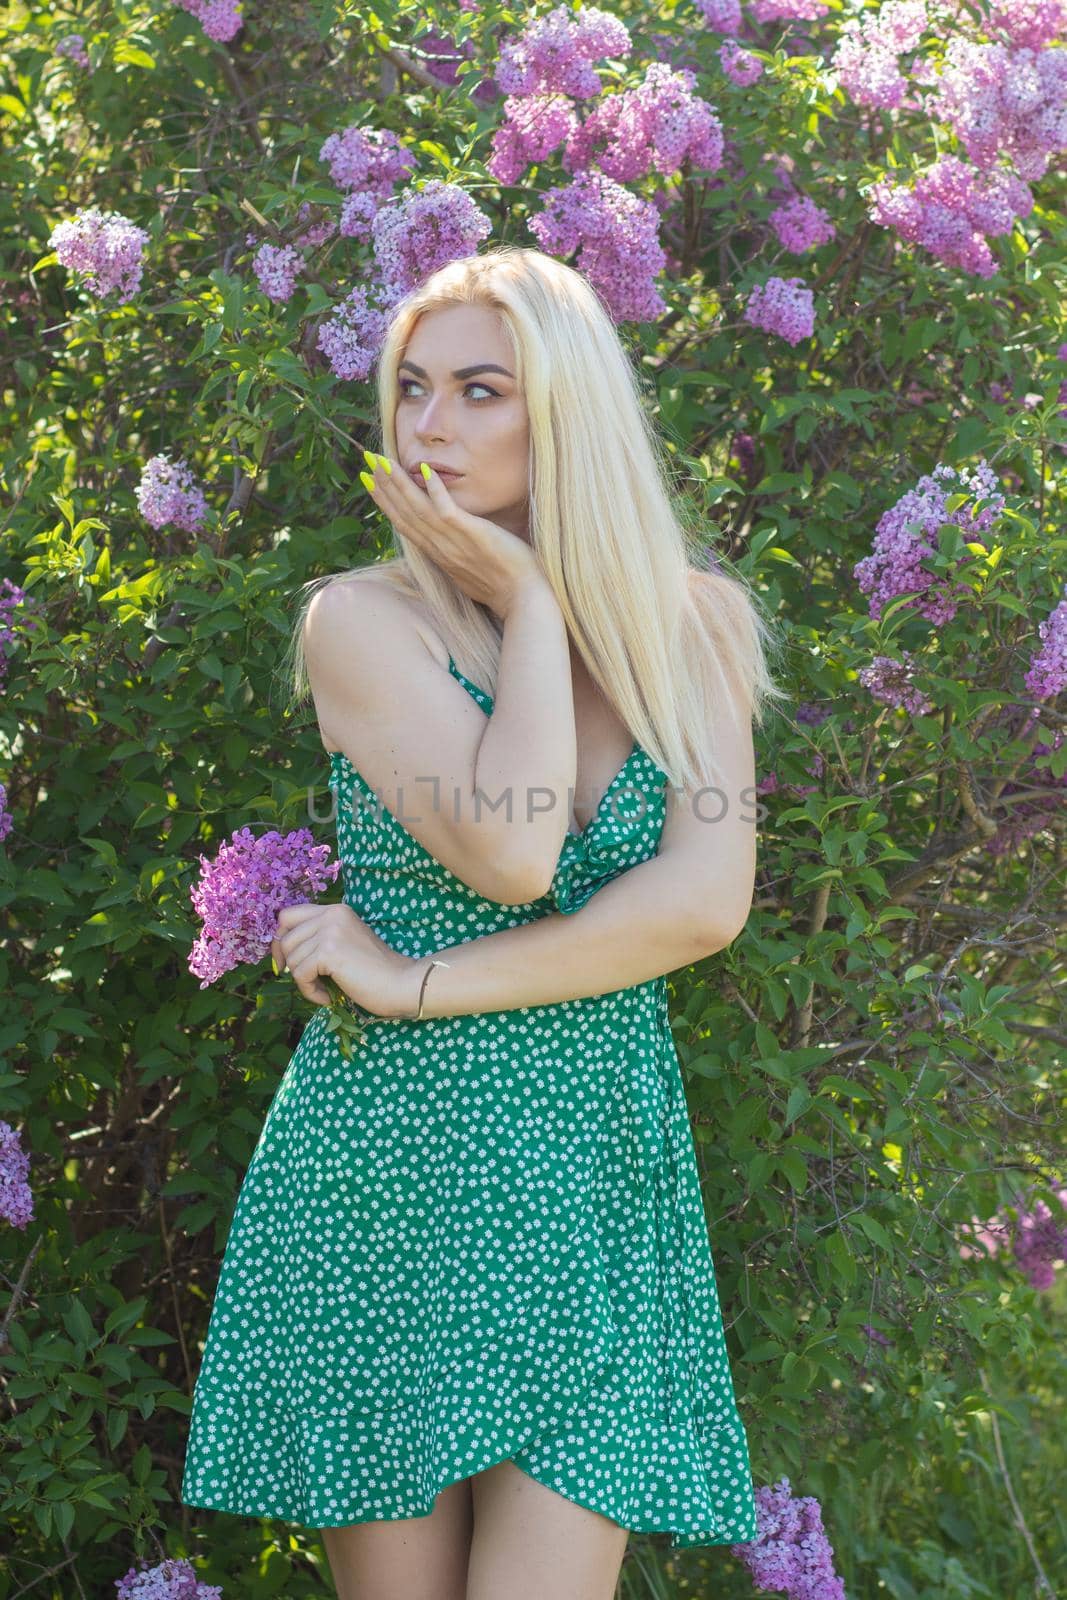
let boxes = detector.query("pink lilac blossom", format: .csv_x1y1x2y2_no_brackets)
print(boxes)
720,40,765,84
729,1476,846,1600
319,124,416,196
1024,584,1067,698
853,457,1005,623
858,652,934,716
188,826,339,988
252,242,303,304
831,0,928,110
136,453,210,535
115,1556,223,1600
562,62,725,181
486,96,581,186
988,0,1067,48
748,0,830,22
371,180,493,306
925,38,1067,182
0,783,12,846
0,1120,33,1229
0,578,37,690
56,33,89,66
769,193,836,252
48,207,149,304
743,275,815,345
494,4,632,99
868,154,1034,277
695,0,744,34
529,169,669,322
412,27,498,105
316,286,390,381
958,1182,1067,1288
171,0,242,42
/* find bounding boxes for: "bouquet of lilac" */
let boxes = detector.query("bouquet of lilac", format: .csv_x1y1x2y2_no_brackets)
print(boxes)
187,825,373,1060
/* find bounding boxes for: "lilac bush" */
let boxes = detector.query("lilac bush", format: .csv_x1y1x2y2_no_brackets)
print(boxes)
3,0,1066,1588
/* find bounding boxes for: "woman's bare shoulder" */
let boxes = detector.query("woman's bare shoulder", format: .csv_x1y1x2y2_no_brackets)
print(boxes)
310,568,450,670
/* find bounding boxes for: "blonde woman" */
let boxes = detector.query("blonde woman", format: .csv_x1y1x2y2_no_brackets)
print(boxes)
181,245,785,1600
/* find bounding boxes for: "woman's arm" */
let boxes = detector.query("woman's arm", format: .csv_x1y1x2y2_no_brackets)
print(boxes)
392,699,759,1019
305,571,577,904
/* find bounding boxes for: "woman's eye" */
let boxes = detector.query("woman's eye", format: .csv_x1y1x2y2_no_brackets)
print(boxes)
398,379,498,403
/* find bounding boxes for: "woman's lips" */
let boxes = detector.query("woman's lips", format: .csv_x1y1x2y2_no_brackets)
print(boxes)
409,466,463,482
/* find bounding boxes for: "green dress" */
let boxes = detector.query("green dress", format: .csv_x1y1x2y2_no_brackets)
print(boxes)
181,656,759,1548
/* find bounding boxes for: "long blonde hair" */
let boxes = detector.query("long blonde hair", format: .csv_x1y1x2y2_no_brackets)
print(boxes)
283,244,787,795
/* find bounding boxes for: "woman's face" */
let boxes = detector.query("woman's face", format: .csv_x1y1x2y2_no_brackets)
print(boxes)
393,302,531,542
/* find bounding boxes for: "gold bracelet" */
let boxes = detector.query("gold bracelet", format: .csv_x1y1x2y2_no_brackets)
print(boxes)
411,957,450,1021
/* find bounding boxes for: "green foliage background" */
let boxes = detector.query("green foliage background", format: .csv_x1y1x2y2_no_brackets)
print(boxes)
0,0,1064,1595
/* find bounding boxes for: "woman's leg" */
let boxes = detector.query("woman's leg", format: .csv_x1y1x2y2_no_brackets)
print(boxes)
466,1459,629,1600
319,1477,474,1600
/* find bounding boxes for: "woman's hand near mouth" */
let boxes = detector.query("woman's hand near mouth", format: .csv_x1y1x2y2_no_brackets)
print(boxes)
359,450,547,619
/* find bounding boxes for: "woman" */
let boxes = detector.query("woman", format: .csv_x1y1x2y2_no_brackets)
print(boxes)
181,245,785,1599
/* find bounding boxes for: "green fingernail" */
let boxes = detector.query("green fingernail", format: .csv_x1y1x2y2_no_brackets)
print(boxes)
362,448,377,470
421,462,431,481
359,470,375,493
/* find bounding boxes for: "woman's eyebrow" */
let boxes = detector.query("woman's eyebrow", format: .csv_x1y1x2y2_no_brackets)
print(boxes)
398,359,515,380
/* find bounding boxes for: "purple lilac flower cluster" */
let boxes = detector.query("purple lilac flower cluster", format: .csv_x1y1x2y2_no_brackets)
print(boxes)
959,1181,1067,1288
743,275,816,345
319,125,416,240
853,458,1005,624
694,0,744,35
927,36,1067,182
316,286,390,382
135,454,210,534
750,0,830,20
729,1475,847,1599
411,26,498,105
530,170,669,322
115,1556,222,1599
858,652,934,717
494,4,632,98
720,39,764,84
252,242,303,304
55,33,89,67
372,179,494,309
0,578,36,690
484,8,727,319
48,207,150,304
769,193,836,252
1024,583,1067,699
0,1119,33,1229
562,61,725,182
989,0,1067,47
868,154,1034,278
171,0,242,43
188,826,339,987
831,0,929,110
